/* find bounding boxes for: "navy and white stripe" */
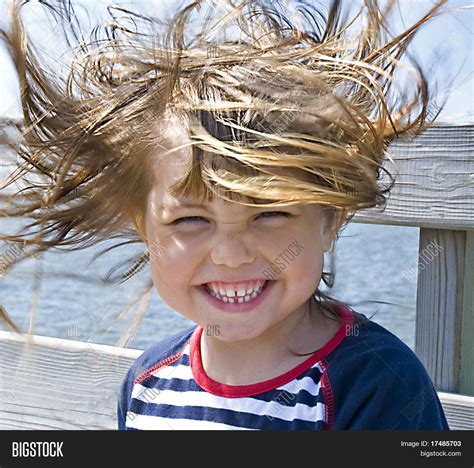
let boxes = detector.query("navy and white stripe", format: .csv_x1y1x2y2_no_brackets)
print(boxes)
125,340,330,430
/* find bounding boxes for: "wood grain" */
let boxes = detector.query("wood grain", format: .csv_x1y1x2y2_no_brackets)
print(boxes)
353,125,474,230
415,229,465,393
437,392,474,430
0,331,141,430
460,231,474,395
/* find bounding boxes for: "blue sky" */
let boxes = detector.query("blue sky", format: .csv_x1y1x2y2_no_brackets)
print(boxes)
0,0,472,122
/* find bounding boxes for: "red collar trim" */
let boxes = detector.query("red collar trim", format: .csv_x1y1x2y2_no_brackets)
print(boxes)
190,304,354,398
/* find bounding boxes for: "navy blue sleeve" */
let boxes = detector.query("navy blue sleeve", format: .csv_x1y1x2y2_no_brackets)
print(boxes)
325,319,449,430
117,365,136,430
116,326,196,430
117,348,154,430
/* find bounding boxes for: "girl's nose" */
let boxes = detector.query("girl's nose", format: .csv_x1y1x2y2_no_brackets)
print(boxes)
209,231,256,268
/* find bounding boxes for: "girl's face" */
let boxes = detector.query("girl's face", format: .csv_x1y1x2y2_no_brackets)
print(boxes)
135,144,343,342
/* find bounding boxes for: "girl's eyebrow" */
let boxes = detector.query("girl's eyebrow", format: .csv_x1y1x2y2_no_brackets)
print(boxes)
160,199,263,213
159,201,210,213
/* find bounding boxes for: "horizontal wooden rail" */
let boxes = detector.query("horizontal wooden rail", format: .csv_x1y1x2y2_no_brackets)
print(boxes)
0,331,473,430
354,125,474,230
437,392,474,431
0,330,141,430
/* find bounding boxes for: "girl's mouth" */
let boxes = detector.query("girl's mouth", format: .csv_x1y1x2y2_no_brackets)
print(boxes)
197,280,275,313
205,280,268,303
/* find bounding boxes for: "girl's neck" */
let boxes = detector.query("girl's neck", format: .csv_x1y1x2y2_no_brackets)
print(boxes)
199,299,339,386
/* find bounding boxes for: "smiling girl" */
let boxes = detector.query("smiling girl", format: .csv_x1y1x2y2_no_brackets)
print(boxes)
0,0,451,429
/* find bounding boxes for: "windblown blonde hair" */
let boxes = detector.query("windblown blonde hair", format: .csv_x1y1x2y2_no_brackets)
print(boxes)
0,0,450,344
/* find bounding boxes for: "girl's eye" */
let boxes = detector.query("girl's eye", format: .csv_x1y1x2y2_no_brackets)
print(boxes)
172,216,207,225
257,211,291,219
172,212,290,225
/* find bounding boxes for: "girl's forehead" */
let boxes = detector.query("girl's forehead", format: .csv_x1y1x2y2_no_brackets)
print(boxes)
149,126,321,210
156,194,242,214
153,146,313,186
152,141,193,182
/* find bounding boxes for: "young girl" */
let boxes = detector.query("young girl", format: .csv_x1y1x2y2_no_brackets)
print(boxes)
0,0,451,430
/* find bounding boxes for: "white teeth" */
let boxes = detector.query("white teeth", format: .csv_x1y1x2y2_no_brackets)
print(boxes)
211,281,266,296
205,281,267,303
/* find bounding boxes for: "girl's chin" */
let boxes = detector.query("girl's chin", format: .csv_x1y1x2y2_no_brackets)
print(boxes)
203,323,271,343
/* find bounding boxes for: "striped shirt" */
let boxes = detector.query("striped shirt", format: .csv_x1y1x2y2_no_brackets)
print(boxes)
118,306,449,430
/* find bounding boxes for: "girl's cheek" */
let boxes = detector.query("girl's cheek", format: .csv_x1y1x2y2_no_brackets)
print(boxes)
281,239,323,277
152,243,194,272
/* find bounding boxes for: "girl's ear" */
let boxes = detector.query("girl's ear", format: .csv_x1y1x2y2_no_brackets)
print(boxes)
321,207,347,253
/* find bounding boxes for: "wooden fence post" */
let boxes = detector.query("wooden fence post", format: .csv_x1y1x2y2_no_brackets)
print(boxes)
415,228,474,396
460,231,474,395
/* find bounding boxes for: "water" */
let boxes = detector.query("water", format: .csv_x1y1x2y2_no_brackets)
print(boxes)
0,216,419,351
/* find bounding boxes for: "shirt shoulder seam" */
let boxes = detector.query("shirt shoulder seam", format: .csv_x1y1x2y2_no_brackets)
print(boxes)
320,358,335,430
134,338,191,385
